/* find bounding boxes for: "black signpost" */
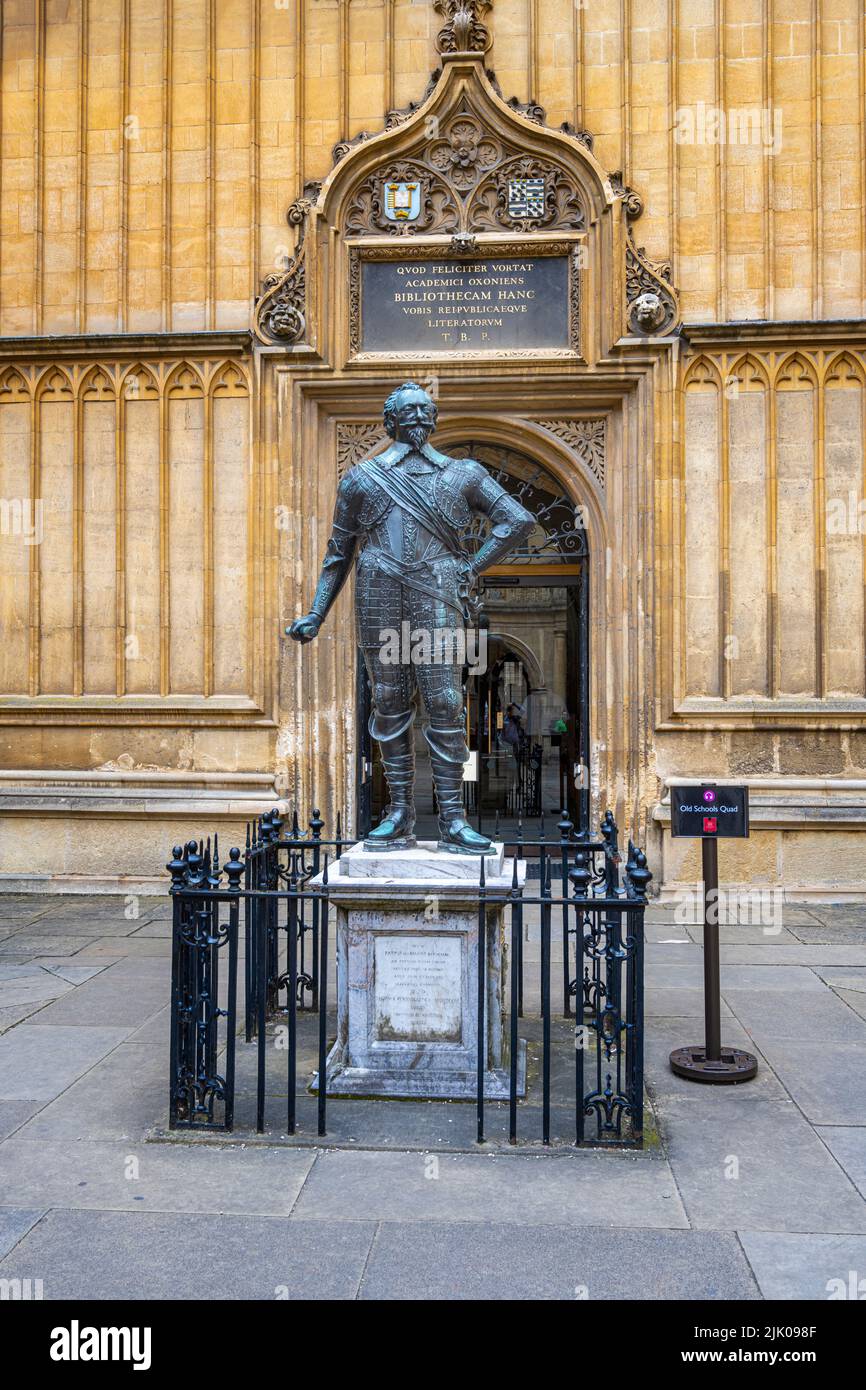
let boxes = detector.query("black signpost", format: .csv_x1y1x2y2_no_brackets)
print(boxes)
668,783,758,1083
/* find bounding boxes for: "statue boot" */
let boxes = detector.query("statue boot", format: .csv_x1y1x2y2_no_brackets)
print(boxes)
425,724,493,855
364,710,417,851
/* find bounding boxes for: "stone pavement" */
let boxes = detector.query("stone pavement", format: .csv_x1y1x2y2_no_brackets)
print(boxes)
0,892,865,1300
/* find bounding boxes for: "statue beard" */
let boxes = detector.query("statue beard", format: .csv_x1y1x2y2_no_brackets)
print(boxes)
405,425,430,452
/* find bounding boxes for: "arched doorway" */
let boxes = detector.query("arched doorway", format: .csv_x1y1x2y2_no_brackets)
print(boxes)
356,442,590,839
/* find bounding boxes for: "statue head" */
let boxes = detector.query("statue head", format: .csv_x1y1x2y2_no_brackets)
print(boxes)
383,381,438,451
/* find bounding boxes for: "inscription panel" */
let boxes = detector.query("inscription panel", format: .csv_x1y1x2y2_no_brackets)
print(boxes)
360,256,571,352
373,933,463,1043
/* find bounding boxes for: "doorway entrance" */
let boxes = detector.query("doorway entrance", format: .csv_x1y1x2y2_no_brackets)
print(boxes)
356,442,590,841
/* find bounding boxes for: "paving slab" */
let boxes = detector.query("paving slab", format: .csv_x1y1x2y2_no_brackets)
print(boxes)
789,923,866,945
0,964,47,980
738,1231,866,1300
0,1002,52,1034
44,963,107,985
289,1147,688,1228
0,1209,375,1300
0,1024,130,1100
0,935,92,958
28,965,168,1029
816,968,866,991
755,1039,866,1126
13,918,143,937
815,1127,866,1201
645,962,706,989
0,908,52,927
0,975,74,1010
0,896,66,913
645,943,702,968
0,1208,45,1260
644,922,691,944
76,938,172,958
663,1098,866,1233
15,1043,166,1141
0,1137,316,1215
645,985,737,1020
834,989,866,1022
129,920,173,939
724,987,866,1043
721,964,836,990
360,1222,760,1300
719,945,866,966
0,1100,41,1142
797,906,866,930
85,956,170,980
0,925,33,942
123,1005,170,1047
684,925,799,945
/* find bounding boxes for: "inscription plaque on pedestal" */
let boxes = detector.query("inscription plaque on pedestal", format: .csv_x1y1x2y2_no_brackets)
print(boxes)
374,934,462,1043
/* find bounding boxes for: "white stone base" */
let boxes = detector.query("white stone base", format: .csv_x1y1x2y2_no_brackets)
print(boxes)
341,839,504,881
314,1038,527,1101
312,844,526,1102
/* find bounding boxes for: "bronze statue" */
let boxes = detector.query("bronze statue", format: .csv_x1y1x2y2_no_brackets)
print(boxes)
288,382,533,853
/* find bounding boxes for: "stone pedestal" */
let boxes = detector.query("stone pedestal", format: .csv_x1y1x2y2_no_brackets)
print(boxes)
311,842,526,1100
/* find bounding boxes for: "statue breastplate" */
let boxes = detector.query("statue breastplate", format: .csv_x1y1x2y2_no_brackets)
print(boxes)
360,452,469,565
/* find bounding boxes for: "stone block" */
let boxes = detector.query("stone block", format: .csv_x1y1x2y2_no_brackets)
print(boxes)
313,846,526,1100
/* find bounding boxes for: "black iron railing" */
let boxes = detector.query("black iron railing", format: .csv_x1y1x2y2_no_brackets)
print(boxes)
168,807,650,1146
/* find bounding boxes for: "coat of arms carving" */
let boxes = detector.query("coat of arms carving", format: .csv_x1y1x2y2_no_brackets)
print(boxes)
383,181,421,222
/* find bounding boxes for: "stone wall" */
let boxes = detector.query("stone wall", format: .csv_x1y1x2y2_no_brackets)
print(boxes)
3,1,864,333
1,2,865,891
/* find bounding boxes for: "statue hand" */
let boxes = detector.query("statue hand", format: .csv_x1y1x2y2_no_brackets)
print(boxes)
287,613,321,643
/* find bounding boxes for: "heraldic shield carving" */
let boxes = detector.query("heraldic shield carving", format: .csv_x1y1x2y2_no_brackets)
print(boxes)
253,24,680,355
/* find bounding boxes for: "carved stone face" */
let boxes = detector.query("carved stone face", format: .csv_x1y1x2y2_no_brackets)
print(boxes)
632,291,666,332
384,386,437,450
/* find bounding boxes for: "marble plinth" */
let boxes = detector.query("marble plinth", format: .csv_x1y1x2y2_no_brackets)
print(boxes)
341,840,504,881
311,843,526,1101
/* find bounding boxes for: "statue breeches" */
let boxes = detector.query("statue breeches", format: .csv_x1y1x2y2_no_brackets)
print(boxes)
356,550,466,736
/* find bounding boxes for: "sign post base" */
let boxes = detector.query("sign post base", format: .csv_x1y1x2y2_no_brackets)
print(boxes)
669,1043,758,1084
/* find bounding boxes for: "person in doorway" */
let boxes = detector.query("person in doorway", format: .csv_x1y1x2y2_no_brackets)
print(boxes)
502,703,523,754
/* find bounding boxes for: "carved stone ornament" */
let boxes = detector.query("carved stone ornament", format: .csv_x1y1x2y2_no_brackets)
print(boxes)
252,15,680,349
434,0,492,55
255,249,306,346
336,422,388,475
253,179,322,346
333,73,444,167
343,99,586,238
484,70,545,127
535,418,606,491
287,180,323,229
612,172,679,336
450,230,478,256
345,158,460,238
625,237,677,336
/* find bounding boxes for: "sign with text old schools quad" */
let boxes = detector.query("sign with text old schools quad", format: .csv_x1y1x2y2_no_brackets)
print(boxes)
360,256,571,352
671,784,750,839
